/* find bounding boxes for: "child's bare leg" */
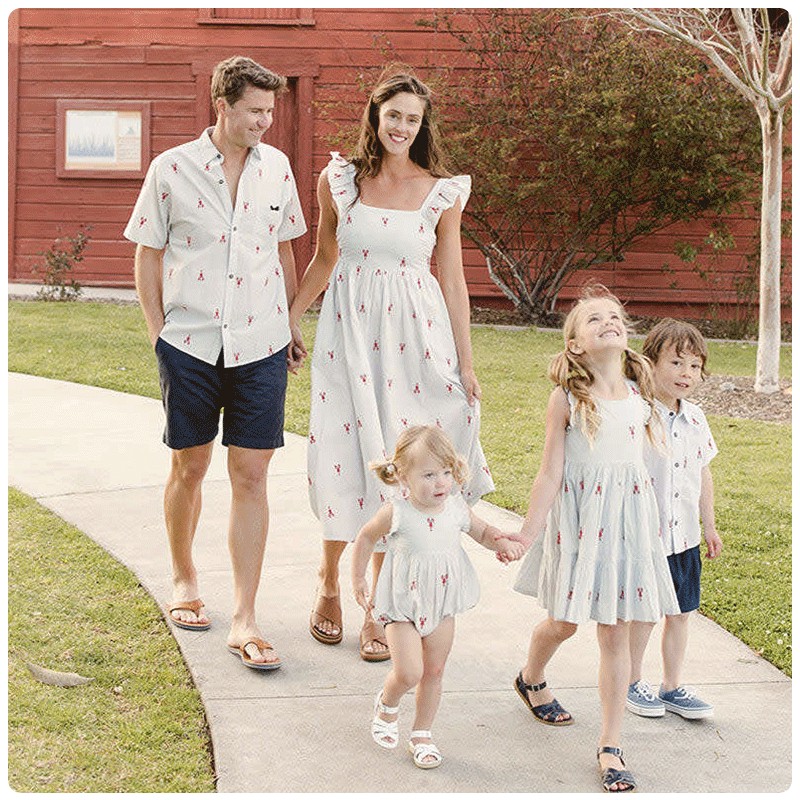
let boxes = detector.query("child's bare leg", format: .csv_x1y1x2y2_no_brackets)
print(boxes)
370,621,422,747
379,621,423,711
628,620,656,684
661,613,690,691
597,621,633,791
413,618,455,734
520,616,577,717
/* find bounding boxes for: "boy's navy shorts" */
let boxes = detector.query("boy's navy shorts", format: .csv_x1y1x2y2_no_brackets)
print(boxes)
155,337,287,451
666,545,702,613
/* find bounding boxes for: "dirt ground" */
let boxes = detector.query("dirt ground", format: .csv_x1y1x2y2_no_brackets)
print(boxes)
689,373,791,424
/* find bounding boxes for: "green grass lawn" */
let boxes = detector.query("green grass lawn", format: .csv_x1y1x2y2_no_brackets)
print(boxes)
7,298,792,785
8,487,216,792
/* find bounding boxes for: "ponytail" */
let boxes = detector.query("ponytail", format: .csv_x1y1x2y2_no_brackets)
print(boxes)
549,350,602,443
369,457,401,486
623,348,664,449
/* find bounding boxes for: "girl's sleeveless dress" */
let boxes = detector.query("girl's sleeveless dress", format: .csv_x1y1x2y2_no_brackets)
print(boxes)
307,153,495,543
514,382,680,624
372,493,481,636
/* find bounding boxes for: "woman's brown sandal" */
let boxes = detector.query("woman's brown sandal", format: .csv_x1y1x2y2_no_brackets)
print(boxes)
360,617,390,662
309,592,343,644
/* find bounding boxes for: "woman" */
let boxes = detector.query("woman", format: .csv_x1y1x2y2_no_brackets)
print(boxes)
289,68,494,661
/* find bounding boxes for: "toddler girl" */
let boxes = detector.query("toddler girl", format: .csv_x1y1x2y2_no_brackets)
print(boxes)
351,425,523,769
505,285,679,792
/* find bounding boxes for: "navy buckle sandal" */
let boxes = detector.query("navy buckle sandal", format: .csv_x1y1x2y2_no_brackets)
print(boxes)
597,746,637,793
514,671,574,726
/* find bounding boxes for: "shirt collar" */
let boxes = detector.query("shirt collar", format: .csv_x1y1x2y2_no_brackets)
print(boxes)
656,397,686,421
197,127,262,168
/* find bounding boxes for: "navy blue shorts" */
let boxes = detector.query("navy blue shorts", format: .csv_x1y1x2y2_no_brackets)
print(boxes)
666,545,702,613
154,338,287,451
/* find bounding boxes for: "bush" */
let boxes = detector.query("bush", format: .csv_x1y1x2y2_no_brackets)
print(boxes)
32,227,90,301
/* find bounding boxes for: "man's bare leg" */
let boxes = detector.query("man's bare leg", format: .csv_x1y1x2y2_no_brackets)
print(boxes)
164,441,214,626
226,445,279,665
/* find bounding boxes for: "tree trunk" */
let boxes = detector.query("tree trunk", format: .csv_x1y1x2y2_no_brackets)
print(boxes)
754,106,783,393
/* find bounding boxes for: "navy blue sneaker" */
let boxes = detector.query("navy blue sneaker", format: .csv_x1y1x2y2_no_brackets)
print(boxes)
659,685,714,719
626,680,665,717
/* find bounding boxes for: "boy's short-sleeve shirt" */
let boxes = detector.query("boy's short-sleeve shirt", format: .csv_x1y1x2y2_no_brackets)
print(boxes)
123,128,307,367
645,398,718,556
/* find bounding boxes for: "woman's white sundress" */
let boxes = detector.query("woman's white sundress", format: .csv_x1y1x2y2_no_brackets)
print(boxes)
307,153,495,544
514,381,680,624
372,493,481,636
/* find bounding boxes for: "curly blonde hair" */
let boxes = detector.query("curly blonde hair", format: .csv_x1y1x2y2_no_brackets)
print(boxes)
550,285,661,447
370,425,469,488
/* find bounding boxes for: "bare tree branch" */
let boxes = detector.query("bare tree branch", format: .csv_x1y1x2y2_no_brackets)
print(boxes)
614,8,791,392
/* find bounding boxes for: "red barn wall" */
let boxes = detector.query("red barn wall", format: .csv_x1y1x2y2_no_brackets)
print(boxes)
8,8,791,321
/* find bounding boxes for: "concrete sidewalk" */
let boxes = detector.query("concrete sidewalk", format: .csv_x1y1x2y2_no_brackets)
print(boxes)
8,372,792,793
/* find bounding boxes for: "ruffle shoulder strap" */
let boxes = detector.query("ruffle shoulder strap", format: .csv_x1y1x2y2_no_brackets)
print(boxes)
325,151,358,213
423,174,471,224
388,494,405,536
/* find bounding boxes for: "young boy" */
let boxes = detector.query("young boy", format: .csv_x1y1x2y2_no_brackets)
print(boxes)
627,319,722,719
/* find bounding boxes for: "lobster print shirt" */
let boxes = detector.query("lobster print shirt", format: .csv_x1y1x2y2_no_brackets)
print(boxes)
124,128,307,367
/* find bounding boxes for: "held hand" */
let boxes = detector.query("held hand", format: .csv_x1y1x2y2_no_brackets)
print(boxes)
495,536,527,563
494,528,533,549
705,530,723,559
287,321,308,375
460,368,482,407
353,577,371,612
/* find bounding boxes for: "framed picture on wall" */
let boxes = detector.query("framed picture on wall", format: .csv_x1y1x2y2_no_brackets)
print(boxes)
56,100,150,179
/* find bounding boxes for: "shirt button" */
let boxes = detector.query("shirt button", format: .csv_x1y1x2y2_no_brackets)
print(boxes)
674,492,679,498
229,274,234,279
674,463,680,468
233,226,237,231
223,324,228,329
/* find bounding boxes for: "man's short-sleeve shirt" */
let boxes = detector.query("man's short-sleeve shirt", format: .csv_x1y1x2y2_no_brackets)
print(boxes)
124,128,307,367
644,398,718,555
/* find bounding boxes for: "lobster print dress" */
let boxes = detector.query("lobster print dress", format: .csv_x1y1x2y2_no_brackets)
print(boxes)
372,493,481,636
307,153,495,544
514,382,680,624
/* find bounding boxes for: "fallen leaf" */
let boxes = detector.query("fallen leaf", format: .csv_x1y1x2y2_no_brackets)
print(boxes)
25,661,94,687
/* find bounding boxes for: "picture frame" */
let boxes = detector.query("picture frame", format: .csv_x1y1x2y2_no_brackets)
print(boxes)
56,99,150,179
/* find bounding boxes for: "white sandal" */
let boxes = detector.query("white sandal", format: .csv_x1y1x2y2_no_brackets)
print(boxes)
408,729,442,769
371,689,399,749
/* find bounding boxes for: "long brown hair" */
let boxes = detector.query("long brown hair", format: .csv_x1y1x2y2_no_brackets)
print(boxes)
550,285,661,447
349,66,450,200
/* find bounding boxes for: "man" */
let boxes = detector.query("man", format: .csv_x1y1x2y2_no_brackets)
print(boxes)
124,56,307,669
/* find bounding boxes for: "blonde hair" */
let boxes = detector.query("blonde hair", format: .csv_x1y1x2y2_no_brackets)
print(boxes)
550,285,661,447
370,425,469,488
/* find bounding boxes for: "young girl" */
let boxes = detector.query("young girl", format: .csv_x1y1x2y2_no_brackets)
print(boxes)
506,285,679,793
351,425,523,769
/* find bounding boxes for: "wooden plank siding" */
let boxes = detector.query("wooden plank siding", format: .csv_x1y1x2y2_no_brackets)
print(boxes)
9,7,791,321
